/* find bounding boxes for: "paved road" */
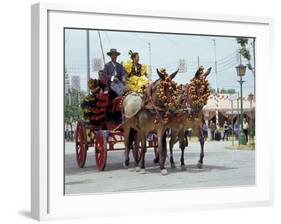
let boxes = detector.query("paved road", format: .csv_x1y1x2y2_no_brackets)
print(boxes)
65,140,255,195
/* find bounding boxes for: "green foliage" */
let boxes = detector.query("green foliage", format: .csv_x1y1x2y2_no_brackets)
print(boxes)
239,48,251,61
209,86,216,93
236,37,248,47
236,37,254,74
220,88,236,94
64,88,86,125
247,63,253,71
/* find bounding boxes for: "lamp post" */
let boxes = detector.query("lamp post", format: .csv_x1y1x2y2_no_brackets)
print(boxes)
248,93,254,145
229,94,237,146
236,64,247,145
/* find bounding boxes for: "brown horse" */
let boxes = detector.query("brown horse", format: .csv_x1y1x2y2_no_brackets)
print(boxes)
166,113,206,170
167,67,212,169
122,69,179,175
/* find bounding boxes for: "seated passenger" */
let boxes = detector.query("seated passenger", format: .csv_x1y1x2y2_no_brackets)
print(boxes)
81,70,109,127
123,50,150,93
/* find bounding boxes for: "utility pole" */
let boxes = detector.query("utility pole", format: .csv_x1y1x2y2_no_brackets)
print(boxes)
148,42,152,79
133,34,152,78
98,31,105,66
231,99,234,146
197,56,200,68
253,38,256,98
86,29,90,93
212,38,219,129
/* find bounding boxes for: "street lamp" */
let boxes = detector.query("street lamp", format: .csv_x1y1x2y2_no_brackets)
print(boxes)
229,94,238,146
248,93,254,145
236,64,247,145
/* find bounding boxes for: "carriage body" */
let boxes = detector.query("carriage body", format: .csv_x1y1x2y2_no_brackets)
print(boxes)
74,95,158,171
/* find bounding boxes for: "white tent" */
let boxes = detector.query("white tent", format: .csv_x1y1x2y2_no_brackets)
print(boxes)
203,93,255,112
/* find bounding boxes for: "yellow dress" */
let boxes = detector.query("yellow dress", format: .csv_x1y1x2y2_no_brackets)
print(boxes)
123,60,149,93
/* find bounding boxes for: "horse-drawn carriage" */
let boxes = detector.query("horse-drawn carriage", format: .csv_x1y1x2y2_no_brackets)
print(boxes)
75,66,212,174
75,94,158,171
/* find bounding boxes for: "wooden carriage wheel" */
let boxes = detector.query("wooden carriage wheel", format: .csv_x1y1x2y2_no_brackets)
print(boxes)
95,131,107,171
75,120,88,168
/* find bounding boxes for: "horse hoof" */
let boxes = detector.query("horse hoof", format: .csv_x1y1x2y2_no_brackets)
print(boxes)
181,165,186,171
161,169,168,175
171,163,176,169
123,162,129,169
197,162,203,169
140,169,146,174
135,166,141,172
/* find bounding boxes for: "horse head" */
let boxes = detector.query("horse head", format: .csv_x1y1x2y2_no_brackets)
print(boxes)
187,66,212,114
151,68,181,112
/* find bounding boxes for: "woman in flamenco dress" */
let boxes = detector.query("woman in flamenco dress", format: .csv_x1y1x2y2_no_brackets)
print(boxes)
123,50,150,93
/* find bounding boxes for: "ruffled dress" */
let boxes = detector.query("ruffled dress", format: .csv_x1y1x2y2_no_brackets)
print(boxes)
123,60,149,93
80,83,109,127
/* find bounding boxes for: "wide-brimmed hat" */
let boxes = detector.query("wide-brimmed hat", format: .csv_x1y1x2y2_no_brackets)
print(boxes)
107,48,120,56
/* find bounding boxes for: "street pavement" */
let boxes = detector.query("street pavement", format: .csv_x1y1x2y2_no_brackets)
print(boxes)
65,140,255,195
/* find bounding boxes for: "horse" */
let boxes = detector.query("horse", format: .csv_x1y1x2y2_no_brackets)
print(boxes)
167,113,207,170
153,67,212,170
122,69,180,175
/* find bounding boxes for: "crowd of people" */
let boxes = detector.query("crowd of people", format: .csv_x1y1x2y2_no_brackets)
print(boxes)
207,118,250,143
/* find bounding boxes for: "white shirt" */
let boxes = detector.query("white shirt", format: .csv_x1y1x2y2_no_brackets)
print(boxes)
111,62,117,76
243,121,249,130
111,61,117,81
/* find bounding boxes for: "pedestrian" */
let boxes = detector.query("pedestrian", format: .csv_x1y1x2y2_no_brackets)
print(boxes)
214,128,221,141
234,120,239,140
210,120,215,140
188,128,192,140
201,120,208,141
103,48,125,96
222,121,229,141
243,117,249,143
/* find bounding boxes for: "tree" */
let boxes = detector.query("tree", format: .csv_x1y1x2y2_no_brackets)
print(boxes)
209,86,216,93
64,88,86,131
236,37,255,75
220,88,236,94
236,37,256,96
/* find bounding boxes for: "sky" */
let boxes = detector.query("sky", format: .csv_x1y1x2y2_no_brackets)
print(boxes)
64,29,255,95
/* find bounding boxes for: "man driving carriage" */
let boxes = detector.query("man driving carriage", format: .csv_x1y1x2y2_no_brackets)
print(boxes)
103,48,125,96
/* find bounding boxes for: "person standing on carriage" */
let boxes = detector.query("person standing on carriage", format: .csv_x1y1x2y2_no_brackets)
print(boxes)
103,48,125,96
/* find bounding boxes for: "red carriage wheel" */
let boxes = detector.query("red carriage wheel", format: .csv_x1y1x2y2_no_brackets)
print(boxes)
75,120,88,168
95,131,107,171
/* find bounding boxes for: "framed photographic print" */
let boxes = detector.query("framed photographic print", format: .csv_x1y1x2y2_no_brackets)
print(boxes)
31,2,274,221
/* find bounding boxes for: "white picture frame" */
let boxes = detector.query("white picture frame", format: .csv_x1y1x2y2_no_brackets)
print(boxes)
31,2,275,221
